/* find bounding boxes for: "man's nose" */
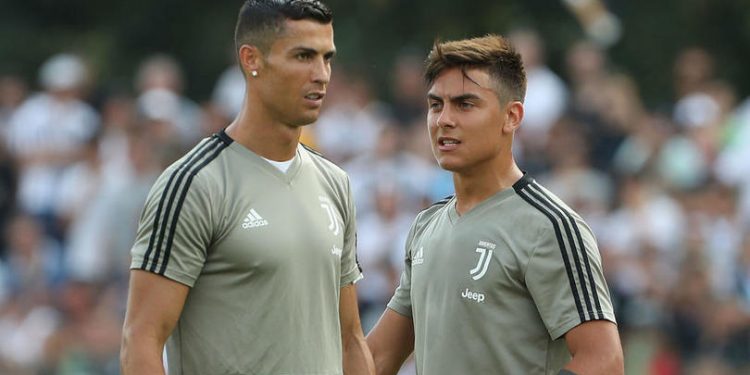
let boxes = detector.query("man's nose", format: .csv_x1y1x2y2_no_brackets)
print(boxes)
311,57,331,85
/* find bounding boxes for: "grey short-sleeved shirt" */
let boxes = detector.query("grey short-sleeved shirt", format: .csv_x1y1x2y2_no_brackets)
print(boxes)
387,174,615,374
131,130,362,375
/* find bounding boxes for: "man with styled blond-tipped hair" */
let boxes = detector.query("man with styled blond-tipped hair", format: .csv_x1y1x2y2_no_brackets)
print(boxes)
367,34,623,375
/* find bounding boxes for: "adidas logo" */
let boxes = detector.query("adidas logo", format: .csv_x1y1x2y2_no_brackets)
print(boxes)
331,245,343,257
242,209,268,229
412,247,424,265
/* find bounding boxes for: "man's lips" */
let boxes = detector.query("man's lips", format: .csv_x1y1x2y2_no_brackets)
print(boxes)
304,92,325,101
437,137,461,151
302,91,326,108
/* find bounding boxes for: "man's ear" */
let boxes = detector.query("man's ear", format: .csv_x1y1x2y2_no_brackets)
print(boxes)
238,44,263,78
503,101,524,134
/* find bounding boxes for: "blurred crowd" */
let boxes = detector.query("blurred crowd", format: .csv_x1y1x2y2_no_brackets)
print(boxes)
1,28,749,374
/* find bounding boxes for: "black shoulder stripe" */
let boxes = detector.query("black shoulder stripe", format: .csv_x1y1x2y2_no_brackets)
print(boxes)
515,186,586,322
415,195,453,214
525,184,595,321
530,182,602,319
300,143,324,158
141,135,228,273
512,173,534,192
141,137,219,270
431,195,454,208
355,232,363,274
158,139,231,274
148,137,224,272
215,129,234,145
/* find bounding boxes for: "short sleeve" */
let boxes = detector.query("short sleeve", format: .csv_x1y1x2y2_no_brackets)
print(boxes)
525,215,616,340
340,176,363,286
130,168,213,287
386,220,419,318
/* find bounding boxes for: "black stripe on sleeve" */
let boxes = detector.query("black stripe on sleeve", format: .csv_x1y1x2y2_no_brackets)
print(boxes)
515,185,586,322
423,195,453,211
525,184,595,321
355,232,363,273
530,182,603,319
300,143,324,158
158,139,231,275
141,137,219,270
148,137,223,272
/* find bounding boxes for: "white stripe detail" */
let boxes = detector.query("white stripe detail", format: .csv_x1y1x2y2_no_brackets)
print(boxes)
472,250,493,280
469,248,488,275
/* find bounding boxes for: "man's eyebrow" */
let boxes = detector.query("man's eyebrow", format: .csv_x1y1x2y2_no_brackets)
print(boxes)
290,47,337,57
427,93,482,102
290,47,316,54
448,94,481,102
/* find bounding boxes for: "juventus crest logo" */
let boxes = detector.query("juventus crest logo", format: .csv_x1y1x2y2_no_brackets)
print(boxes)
319,196,341,235
469,241,496,280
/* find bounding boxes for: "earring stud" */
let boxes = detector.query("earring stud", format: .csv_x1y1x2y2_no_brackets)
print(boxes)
251,70,258,77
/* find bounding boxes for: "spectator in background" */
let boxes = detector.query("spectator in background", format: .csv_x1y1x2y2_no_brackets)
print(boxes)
0,214,64,372
691,182,744,298
5,53,100,238
717,94,750,229
314,68,385,164
601,174,685,328
356,182,413,331
735,234,750,315
0,75,28,137
509,28,568,171
673,47,715,100
208,54,246,137
55,132,115,283
0,141,16,258
659,80,736,191
662,48,722,189
1,213,65,299
43,281,122,375
102,127,165,278
0,79,24,247
66,125,163,284
612,112,673,181
566,40,609,111
564,40,629,171
345,124,439,216
135,54,202,147
538,117,613,230
390,51,428,128
212,63,246,122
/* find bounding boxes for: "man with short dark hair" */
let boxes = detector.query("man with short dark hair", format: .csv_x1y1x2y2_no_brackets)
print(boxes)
366,34,623,375
121,1,375,374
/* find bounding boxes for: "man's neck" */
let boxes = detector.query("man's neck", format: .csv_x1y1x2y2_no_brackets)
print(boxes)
452,158,523,216
226,106,302,161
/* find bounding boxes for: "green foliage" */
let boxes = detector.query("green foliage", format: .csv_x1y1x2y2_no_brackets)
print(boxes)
1,0,748,105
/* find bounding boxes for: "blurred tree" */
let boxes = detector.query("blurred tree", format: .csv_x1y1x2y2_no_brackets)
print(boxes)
1,0,748,107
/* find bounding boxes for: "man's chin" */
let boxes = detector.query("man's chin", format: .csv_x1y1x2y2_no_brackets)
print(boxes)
289,113,321,127
286,119,315,128
437,159,461,172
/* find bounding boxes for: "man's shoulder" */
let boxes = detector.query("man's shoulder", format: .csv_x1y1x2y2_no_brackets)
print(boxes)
300,143,349,180
154,133,233,190
414,195,453,226
511,174,589,235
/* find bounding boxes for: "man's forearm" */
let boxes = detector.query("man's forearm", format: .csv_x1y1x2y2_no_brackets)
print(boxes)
343,334,375,375
563,349,624,375
121,334,167,375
